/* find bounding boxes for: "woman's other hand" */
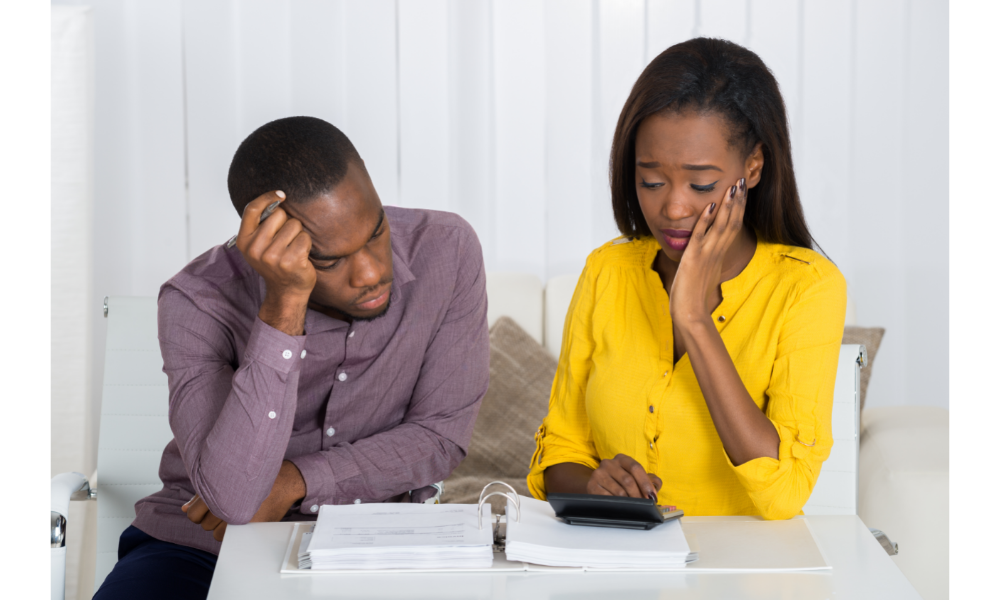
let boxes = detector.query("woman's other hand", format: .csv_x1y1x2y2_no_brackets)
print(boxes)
668,178,747,327
587,454,663,500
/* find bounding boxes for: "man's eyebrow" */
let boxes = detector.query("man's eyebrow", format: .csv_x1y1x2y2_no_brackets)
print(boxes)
635,160,723,172
308,209,385,262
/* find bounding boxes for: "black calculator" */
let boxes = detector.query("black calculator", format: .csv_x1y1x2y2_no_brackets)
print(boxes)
546,493,684,530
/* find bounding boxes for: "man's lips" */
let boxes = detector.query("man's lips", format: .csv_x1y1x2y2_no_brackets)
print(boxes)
354,284,391,309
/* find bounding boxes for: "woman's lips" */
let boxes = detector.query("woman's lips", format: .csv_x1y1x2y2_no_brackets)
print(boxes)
661,229,691,251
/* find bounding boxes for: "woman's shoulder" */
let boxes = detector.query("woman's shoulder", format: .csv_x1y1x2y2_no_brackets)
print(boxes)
757,241,846,292
583,235,658,271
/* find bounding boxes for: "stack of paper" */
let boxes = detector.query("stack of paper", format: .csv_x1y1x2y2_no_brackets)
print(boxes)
298,503,494,570
505,496,696,569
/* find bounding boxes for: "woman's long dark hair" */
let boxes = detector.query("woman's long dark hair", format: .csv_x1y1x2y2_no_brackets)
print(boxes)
610,37,816,250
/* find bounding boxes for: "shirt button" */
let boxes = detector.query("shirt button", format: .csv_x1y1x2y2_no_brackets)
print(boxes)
353,499,361,504
301,349,307,359
338,372,348,382
326,427,335,437
649,406,654,413
718,315,726,322
663,371,668,377
268,411,276,419
282,349,292,359
310,505,318,513
649,442,654,449
348,331,355,338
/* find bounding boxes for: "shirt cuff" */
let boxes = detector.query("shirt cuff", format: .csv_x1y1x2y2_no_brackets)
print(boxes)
244,316,307,374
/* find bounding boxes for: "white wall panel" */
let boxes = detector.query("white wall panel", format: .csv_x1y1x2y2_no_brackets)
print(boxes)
646,0,696,60
446,0,494,268
342,0,399,207
288,0,346,126
544,0,593,278
594,0,646,247
697,0,747,43
852,0,907,408
745,0,801,163
399,0,451,211
800,1,854,283
182,0,245,258
492,0,547,277
901,0,948,408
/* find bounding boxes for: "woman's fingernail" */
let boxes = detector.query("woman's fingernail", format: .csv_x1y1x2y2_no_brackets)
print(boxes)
276,190,286,199
730,186,737,198
709,202,716,214
739,178,746,191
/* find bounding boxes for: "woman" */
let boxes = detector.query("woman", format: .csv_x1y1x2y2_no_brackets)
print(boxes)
527,38,846,520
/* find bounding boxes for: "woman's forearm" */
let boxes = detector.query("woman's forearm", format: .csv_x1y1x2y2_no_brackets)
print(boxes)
676,317,780,465
543,462,595,495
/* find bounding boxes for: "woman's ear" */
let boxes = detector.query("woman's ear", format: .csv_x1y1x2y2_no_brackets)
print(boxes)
745,143,765,188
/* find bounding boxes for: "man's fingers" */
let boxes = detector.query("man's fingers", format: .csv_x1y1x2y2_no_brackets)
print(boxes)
238,191,286,239
244,207,290,259
213,522,228,542
184,496,210,524
261,217,304,265
200,512,222,532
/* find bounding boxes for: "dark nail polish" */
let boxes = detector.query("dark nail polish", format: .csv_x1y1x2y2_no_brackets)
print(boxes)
730,185,737,198
739,178,746,191
709,202,716,214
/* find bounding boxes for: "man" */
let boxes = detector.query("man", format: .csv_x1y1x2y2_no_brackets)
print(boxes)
94,116,490,599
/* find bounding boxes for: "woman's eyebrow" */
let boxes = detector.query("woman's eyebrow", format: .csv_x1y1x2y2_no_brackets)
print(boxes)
635,160,723,172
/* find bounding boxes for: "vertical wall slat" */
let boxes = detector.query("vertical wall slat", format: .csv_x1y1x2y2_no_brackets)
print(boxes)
182,0,245,257
800,1,854,278
593,0,646,248
447,0,494,269
492,0,547,277
544,0,594,279
288,0,346,129
852,0,907,408
697,0,747,43
399,0,451,211
645,0,697,60
342,0,400,207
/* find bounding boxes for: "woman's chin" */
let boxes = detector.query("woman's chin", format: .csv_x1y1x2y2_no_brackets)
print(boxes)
658,243,685,264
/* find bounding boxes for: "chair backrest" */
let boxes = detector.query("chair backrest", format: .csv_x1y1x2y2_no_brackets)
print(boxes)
94,297,173,590
802,344,865,515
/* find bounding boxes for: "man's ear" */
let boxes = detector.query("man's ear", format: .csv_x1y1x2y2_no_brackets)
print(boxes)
745,143,765,188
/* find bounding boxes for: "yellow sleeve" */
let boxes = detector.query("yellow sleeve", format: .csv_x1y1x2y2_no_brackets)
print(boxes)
729,263,847,519
526,258,603,500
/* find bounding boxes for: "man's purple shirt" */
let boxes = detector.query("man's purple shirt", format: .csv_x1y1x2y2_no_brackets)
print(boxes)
131,206,490,555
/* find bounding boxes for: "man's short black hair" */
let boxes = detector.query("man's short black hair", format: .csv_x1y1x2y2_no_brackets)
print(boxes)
227,116,361,215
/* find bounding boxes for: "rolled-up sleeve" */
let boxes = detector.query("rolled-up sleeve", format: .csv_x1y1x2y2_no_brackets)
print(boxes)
289,227,490,508
728,267,847,520
526,260,601,500
159,288,305,524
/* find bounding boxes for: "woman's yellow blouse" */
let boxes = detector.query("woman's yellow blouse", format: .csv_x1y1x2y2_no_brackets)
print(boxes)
527,236,847,520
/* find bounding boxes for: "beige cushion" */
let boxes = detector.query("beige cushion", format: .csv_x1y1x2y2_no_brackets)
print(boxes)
443,316,556,514
842,326,885,410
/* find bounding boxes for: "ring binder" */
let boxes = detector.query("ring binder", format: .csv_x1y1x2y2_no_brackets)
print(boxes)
477,481,521,530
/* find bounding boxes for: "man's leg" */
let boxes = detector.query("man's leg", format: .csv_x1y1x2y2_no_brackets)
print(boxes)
93,526,217,600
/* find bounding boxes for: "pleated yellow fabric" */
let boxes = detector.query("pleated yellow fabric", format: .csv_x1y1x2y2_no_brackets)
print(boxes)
527,235,847,520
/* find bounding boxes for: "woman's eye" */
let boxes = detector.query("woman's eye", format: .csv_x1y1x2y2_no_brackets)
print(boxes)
640,180,663,189
691,182,718,193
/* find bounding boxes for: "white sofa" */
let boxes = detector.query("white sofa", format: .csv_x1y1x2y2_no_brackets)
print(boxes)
486,271,948,600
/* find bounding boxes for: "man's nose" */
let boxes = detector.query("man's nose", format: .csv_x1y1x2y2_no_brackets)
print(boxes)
349,247,384,289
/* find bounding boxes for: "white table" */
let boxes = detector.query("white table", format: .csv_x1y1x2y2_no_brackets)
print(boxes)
208,516,921,599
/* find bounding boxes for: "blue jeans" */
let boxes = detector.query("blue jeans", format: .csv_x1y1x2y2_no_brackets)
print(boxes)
92,526,217,600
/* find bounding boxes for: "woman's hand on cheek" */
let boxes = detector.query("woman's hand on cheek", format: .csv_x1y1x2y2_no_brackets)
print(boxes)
668,178,747,327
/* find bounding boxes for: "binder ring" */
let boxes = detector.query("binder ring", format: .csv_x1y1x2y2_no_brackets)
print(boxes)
478,492,520,529
479,481,519,506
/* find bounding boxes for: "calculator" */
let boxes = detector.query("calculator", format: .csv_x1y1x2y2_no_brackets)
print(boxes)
546,493,684,530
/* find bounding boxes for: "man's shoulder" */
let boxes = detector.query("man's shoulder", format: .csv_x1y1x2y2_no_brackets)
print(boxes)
386,206,482,268
159,244,261,314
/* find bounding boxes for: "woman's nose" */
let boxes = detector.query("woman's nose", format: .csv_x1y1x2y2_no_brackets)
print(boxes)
662,192,692,222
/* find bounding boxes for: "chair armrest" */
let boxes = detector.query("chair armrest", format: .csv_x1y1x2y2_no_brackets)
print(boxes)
51,472,94,600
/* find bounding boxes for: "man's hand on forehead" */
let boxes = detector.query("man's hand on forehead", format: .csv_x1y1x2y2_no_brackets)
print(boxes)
234,190,317,336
